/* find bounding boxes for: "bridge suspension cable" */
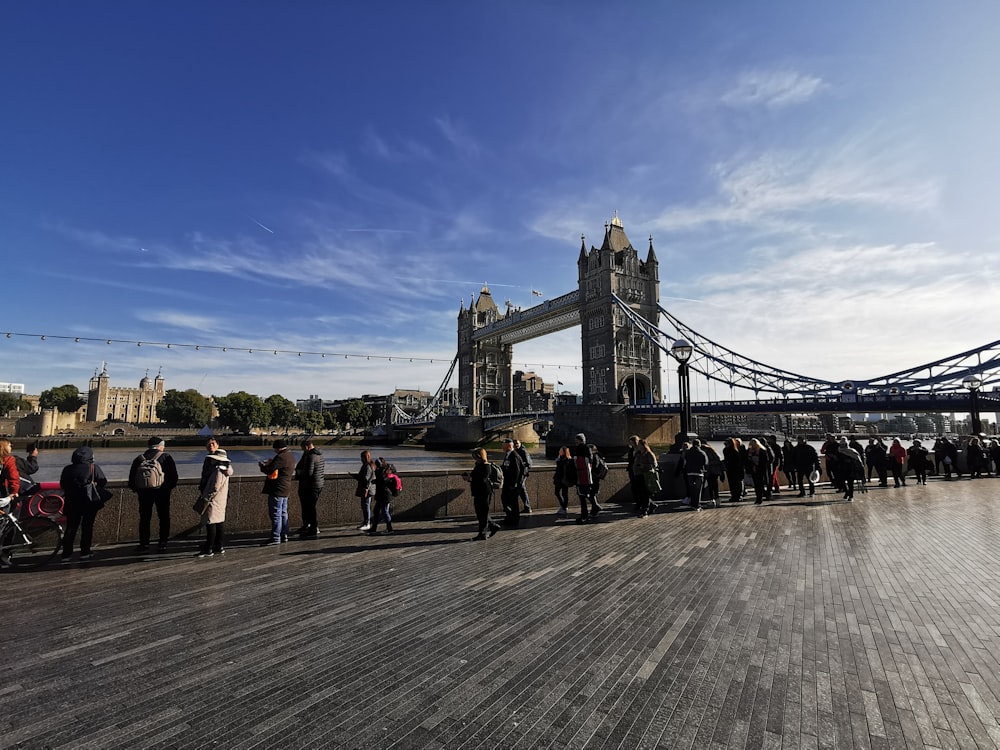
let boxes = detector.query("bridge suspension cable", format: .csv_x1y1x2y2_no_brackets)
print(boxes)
612,294,1000,397
390,353,460,424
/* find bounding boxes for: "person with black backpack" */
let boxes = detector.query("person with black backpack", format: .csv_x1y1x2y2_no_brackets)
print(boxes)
128,437,179,552
463,448,501,540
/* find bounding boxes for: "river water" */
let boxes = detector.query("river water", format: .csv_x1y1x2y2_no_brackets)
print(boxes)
24,445,548,483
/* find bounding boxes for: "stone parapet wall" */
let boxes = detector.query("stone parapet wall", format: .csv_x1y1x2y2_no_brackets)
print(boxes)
77,464,632,547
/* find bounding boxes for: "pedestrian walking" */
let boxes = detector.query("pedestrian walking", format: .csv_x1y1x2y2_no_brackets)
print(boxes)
888,438,907,486
791,436,821,497
553,445,573,518
632,438,658,517
464,448,501,540
513,439,533,513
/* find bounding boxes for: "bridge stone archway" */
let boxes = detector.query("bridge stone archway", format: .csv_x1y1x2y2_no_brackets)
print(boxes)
457,215,662,416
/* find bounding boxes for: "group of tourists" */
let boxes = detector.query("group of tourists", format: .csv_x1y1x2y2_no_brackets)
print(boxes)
463,432,608,536
7,427,998,563
1,436,333,562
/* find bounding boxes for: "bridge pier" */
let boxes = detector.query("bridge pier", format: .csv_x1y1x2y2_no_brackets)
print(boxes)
544,404,679,459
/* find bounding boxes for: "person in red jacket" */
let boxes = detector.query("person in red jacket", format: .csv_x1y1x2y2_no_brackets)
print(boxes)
0,439,21,508
887,438,907,487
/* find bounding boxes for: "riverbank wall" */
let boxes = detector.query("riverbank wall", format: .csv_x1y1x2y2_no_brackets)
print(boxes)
62,464,633,548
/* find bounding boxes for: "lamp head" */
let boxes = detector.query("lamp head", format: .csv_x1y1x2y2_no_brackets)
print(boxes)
963,374,983,391
671,338,693,363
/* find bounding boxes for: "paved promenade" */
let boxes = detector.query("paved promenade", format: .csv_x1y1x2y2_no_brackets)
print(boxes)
5,478,1000,749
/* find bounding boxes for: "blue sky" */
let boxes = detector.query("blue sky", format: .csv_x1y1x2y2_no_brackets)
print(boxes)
3,2,998,404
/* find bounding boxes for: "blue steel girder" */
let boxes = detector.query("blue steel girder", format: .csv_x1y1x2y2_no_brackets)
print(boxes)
629,390,1000,415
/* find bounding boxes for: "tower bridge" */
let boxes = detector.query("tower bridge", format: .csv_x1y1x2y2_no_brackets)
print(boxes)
397,214,1000,451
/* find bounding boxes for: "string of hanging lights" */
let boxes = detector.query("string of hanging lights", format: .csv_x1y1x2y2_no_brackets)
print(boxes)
1,331,583,371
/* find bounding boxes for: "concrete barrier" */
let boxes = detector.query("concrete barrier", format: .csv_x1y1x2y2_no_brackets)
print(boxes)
75,464,634,546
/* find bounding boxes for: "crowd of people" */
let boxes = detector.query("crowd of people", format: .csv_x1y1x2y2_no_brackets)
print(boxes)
3,429,997,563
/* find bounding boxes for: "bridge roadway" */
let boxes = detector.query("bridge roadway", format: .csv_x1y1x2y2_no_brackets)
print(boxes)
6,478,1000,748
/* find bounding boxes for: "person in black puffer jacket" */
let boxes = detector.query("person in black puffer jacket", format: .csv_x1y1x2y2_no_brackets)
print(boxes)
294,438,326,537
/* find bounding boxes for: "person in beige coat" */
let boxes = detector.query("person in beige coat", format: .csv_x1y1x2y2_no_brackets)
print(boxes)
196,439,233,558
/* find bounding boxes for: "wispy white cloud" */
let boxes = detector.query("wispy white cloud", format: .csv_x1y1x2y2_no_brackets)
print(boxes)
678,239,997,382
652,134,941,234
362,127,434,162
433,115,482,159
47,223,142,252
721,69,827,109
134,311,220,332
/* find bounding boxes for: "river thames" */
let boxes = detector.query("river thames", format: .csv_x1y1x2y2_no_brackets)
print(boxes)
24,444,549,483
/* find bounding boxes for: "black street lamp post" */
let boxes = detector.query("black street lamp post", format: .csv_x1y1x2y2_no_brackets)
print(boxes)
964,374,983,434
671,338,693,441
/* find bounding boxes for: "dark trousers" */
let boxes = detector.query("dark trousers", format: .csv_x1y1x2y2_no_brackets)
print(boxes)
687,474,705,508
725,468,744,501
369,494,392,532
589,481,602,510
554,483,569,510
873,464,887,485
706,473,720,502
751,472,767,502
797,474,816,496
204,522,225,553
138,491,171,546
889,459,904,486
298,485,322,532
630,475,649,513
501,487,520,525
517,482,531,510
63,503,99,556
785,467,798,488
576,485,591,518
473,493,497,535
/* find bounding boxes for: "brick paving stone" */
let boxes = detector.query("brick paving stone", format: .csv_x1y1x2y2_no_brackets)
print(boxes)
6,480,1000,748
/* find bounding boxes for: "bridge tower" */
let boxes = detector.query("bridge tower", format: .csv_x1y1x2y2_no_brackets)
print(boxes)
458,285,513,416
578,214,662,405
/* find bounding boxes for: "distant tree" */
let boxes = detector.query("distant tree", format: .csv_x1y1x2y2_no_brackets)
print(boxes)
0,393,27,415
214,391,271,434
39,384,85,414
322,411,340,431
339,399,372,429
265,394,298,433
157,389,213,428
298,409,324,435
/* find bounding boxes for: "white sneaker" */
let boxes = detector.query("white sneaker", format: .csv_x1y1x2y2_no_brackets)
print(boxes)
359,524,371,531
